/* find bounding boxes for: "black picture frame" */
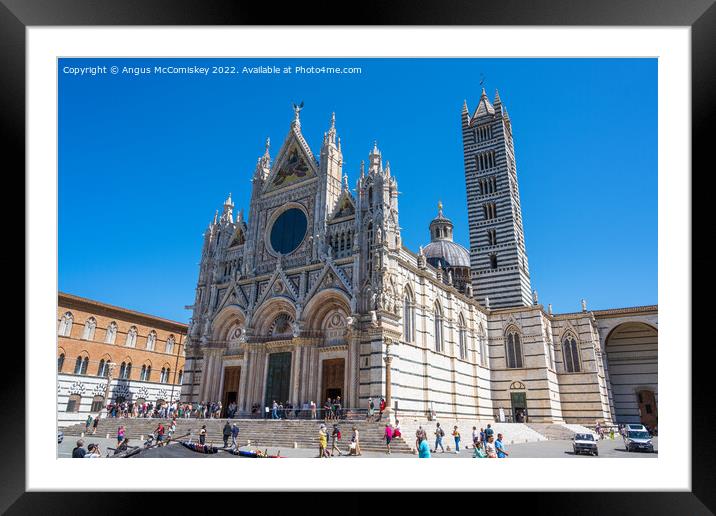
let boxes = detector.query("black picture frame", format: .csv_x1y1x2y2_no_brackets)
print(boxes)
4,0,711,513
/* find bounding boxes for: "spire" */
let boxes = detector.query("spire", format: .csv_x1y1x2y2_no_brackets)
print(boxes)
385,161,391,177
368,141,382,174
343,174,349,191
462,99,469,113
221,193,234,224
474,88,495,118
429,200,454,242
438,200,443,217
360,160,365,178
224,192,233,208
494,88,502,105
213,210,218,225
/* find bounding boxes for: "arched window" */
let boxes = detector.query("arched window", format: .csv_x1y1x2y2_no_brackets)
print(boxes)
119,361,132,380
165,368,170,383
105,322,118,344
434,303,444,353
57,353,65,372
66,394,81,413
457,314,468,360
140,364,152,382
479,326,488,367
160,368,167,383
490,254,498,270
82,317,97,340
146,330,157,351
505,328,523,368
271,314,293,337
403,289,415,343
165,335,175,354
58,312,73,336
177,370,183,385
126,326,138,347
74,355,89,375
91,395,104,412
562,335,581,373
97,359,108,377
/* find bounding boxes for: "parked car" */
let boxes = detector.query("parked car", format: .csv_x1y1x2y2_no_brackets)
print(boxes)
626,423,648,433
57,430,64,444
624,430,655,453
572,433,598,456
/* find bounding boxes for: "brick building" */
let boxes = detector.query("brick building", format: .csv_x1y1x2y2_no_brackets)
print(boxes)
57,292,187,426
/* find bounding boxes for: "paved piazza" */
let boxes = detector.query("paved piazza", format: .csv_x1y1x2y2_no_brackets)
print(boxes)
58,436,657,459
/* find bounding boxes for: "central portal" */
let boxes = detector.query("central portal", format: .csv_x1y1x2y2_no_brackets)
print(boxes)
264,352,292,408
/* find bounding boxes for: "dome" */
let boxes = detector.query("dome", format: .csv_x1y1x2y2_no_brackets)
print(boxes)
423,239,470,268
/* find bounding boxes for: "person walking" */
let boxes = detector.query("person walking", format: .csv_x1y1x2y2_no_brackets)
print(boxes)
117,425,126,446
485,435,497,458
199,425,207,445
318,424,329,458
349,426,361,456
418,434,431,458
367,398,375,422
231,423,240,449
222,421,232,448
434,422,445,453
272,400,279,420
331,424,344,456
384,423,394,454
479,427,486,444
310,400,317,420
92,414,100,435
495,433,509,458
485,423,494,443
154,422,165,445
415,425,427,450
452,426,461,454
72,439,87,458
471,426,479,449
85,414,93,434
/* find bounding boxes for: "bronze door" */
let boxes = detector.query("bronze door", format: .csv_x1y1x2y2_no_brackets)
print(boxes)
322,358,345,403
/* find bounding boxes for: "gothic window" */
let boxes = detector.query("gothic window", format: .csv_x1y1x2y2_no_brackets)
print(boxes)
160,368,167,383
483,202,496,220
178,370,183,385
66,394,81,413
403,289,415,343
146,330,157,351
97,359,108,377
490,254,498,270
57,353,65,372
74,355,89,375
487,229,497,246
82,317,97,341
119,361,132,380
505,329,523,368
140,364,152,382
126,326,138,347
434,303,444,353
105,322,118,344
91,395,105,412
166,335,175,354
479,326,488,367
457,314,468,360
58,312,73,336
562,335,581,373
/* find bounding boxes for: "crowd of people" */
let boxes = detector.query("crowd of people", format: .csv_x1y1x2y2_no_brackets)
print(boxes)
103,400,232,419
317,422,362,457
413,422,510,458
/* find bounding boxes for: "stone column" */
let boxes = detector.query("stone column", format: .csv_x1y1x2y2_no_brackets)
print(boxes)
383,355,393,409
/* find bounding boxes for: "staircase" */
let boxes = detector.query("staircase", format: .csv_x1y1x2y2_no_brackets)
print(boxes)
525,423,579,440
61,418,412,454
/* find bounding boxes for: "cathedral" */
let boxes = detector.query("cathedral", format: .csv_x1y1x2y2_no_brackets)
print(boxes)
180,90,658,426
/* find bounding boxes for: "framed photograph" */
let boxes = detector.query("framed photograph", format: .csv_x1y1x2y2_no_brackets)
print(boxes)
7,0,711,512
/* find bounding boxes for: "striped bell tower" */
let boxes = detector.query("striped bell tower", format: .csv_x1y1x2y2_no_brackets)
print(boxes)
462,88,532,308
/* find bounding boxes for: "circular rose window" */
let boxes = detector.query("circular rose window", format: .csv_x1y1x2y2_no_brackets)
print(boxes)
270,208,308,255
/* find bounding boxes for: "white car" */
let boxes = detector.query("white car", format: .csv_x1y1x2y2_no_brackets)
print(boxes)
572,433,598,456
626,423,648,433
624,430,655,453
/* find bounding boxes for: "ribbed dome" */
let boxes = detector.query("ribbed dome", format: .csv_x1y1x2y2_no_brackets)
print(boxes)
423,239,470,268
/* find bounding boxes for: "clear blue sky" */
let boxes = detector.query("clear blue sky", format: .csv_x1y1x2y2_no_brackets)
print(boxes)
58,58,657,322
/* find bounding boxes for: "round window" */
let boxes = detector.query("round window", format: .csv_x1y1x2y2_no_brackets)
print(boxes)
270,208,308,255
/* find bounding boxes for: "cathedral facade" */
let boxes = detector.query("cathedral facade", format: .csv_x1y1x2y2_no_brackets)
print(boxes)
180,92,658,426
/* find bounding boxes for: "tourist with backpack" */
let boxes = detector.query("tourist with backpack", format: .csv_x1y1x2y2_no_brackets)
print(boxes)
231,423,240,449
222,421,232,448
